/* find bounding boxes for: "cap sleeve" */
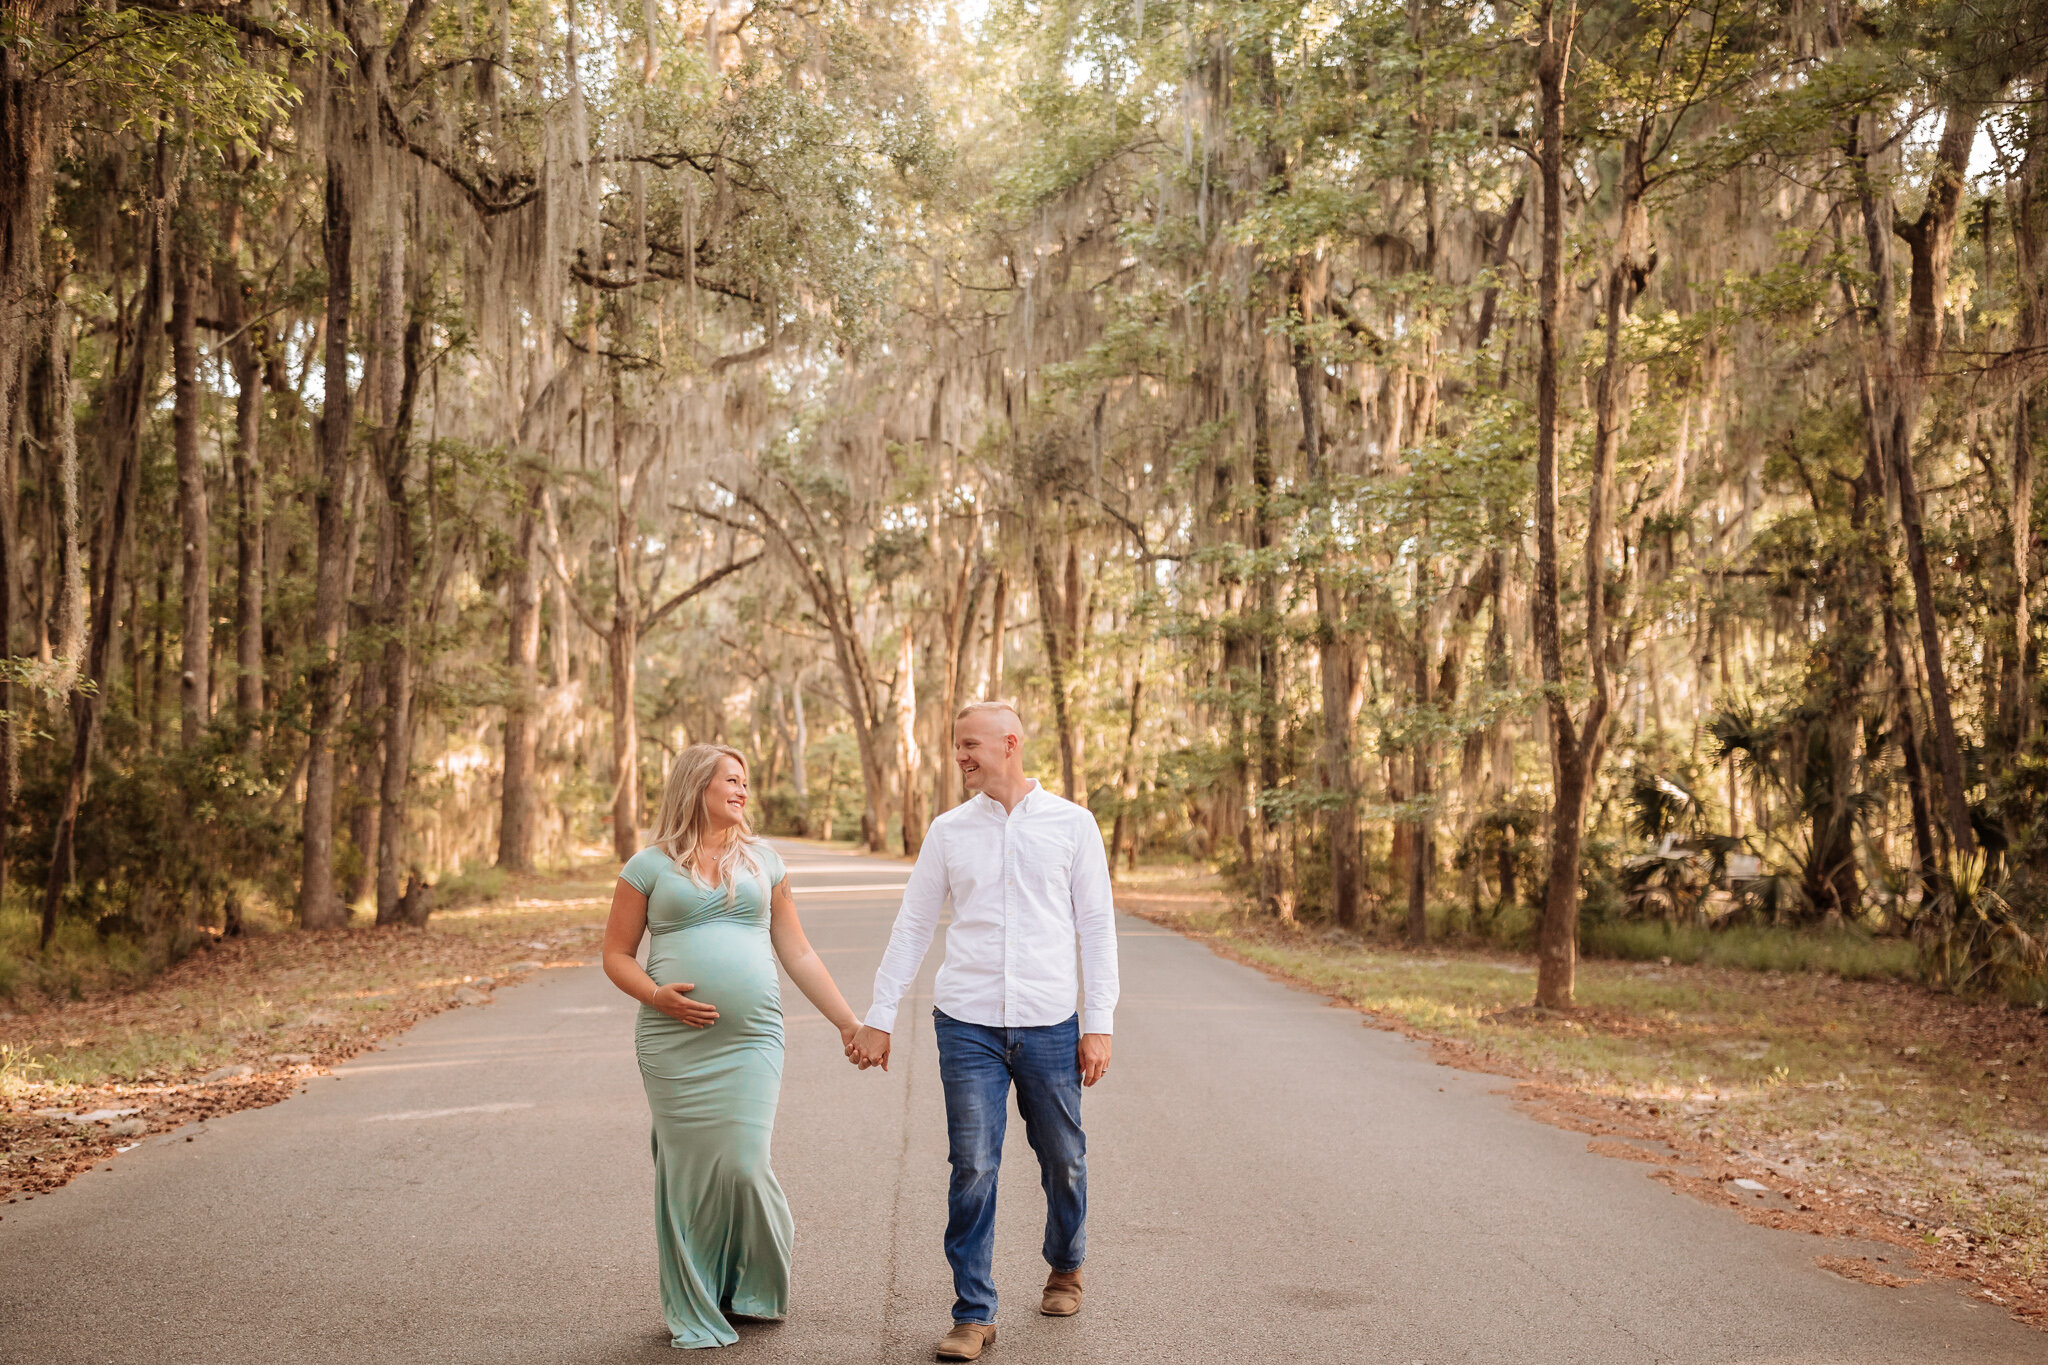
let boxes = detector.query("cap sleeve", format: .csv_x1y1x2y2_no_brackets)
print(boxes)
619,846,668,896
760,842,787,888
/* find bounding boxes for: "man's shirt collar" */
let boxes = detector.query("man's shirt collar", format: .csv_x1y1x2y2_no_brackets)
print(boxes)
975,778,1043,817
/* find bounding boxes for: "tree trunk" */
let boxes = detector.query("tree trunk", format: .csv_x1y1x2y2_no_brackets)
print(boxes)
171,230,210,745
1387,762,1408,909
1297,309,1362,928
497,476,544,871
549,563,572,686
1893,430,1974,857
789,681,809,799
1249,371,1284,919
1472,183,1528,358
222,265,265,727
1531,0,1591,1008
345,466,384,911
1317,625,1363,926
149,556,166,744
1063,540,1088,782
374,625,413,921
1800,719,1860,920
609,382,640,862
0,320,15,900
1223,625,1253,872
896,626,924,855
2017,394,2037,749
1837,146,1940,889
851,715,888,850
983,569,1007,700
45,316,83,694
1533,47,1635,1004
609,608,639,858
1032,535,1079,799
299,154,356,931
374,313,422,924
770,679,812,834
814,589,886,849
730,483,887,849
41,159,162,946
933,557,986,817
1109,673,1143,878
1408,600,1433,945
344,653,383,909
0,1,58,583
2011,123,2047,755
1884,594,1939,881
1863,101,1987,858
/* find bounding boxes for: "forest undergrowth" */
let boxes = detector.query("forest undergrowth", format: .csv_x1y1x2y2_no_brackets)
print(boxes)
0,865,619,1211
1116,867,2048,1324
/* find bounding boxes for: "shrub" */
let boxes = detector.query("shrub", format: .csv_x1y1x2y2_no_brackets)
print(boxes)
1916,855,2048,1002
9,725,295,953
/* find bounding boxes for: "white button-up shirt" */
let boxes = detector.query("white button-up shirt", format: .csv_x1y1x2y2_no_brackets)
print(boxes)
865,780,1119,1035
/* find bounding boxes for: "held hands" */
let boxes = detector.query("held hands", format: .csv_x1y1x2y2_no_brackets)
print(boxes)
649,982,718,1028
838,1027,1103,1078
837,1020,873,1069
849,1024,891,1071
1079,1033,1112,1086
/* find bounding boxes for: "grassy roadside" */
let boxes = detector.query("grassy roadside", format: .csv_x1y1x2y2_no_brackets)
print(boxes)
0,865,620,1210
1115,866,2048,1328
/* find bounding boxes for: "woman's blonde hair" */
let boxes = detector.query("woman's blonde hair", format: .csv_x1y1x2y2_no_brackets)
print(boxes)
649,743,761,901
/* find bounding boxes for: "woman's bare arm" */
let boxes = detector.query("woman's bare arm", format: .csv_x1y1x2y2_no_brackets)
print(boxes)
604,879,718,1028
767,879,864,1059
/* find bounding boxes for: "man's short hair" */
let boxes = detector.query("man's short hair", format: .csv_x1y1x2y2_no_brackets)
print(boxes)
955,700,1025,737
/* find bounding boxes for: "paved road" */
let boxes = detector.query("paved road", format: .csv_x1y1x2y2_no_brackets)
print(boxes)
2,842,2039,1363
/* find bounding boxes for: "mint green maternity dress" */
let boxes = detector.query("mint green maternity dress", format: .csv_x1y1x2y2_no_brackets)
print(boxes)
620,843,794,1350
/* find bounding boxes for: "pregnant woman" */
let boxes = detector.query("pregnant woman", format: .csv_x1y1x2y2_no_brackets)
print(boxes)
602,743,865,1349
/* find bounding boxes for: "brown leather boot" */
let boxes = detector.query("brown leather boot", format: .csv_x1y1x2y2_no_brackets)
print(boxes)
936,1322,995,1361
1041,1268,1083,1317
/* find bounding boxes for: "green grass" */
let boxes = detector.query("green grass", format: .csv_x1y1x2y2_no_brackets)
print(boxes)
1326,896,1923,986
0,1042,43,1102
25,1029,241,1088
0,899,155,1004
1582,919,1921,981
424,864,513,914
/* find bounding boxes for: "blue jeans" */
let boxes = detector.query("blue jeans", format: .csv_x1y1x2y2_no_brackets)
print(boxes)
932,1009,1087,1325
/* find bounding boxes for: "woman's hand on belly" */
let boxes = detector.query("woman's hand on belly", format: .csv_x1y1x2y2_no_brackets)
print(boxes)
648,982,719,1028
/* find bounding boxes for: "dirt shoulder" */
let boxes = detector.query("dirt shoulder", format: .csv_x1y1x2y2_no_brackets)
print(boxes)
1114,868,2048,1330
0,868,619,1211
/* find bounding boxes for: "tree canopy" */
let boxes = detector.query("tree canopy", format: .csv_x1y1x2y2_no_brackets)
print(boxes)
3,0,2046,1007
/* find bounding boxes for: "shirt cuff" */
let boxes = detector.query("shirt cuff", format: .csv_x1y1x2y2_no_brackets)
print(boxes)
863,1001,900,1033
1082,1009,1114,1035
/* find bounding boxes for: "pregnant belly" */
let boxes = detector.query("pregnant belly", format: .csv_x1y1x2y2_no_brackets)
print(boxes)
641,921,782,1040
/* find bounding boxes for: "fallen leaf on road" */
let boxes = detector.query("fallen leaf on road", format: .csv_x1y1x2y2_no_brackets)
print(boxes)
1817,1255,1920,1289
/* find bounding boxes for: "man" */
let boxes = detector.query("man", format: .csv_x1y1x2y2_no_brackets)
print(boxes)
852,701,1118,1362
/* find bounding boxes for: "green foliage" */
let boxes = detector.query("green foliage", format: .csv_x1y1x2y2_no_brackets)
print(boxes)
10,0,2048,1025
36,6,310,153
1917,857,2048,1002
11,723,293,952
1582,919,1921,982
1,887,159,1005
